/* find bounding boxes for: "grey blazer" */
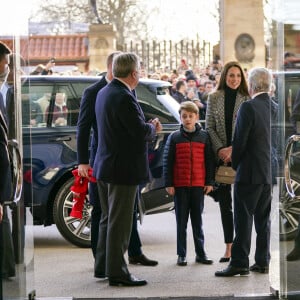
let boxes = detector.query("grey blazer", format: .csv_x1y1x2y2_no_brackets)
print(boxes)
205,90,248,159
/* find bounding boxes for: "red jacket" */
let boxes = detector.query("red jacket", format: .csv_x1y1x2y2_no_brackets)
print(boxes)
163,124,215,188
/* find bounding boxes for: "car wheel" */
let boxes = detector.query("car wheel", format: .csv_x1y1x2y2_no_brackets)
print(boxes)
279,179,300,241
53,177,92,247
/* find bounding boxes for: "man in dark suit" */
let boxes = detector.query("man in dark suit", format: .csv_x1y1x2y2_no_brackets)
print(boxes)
0,41,12,295
93,53,161,286
77,52,158,266
93,52,162,286
215,67,272,277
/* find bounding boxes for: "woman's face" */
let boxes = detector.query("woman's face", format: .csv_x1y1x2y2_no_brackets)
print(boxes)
225,66,242,90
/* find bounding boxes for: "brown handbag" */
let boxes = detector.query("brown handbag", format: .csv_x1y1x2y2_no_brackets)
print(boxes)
215,165,236,185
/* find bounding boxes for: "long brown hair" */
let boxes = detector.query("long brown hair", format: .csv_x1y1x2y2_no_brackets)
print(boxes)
216,61,249,96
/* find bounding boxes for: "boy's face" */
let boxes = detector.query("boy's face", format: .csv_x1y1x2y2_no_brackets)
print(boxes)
180,109,198,131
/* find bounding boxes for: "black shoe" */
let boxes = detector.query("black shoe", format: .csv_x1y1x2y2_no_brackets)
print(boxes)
286,247,300,261
177,256,187,266
215,265,249,277
129,254,158,266
109,274,147,286
249,263,269,274
94,272,106,279
219,257,230,263
195,255,213,265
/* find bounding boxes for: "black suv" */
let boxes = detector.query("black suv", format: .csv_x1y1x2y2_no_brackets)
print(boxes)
273,71,300,241
21,75,180,247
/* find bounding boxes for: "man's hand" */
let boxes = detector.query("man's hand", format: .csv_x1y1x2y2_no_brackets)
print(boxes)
151,118,162,133
78,164,92,178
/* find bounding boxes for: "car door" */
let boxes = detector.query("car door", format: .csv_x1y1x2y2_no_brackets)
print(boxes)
136,80,180,216
21,76,93,224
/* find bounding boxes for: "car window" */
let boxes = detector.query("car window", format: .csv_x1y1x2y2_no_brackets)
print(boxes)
21,79,92,128
21,77,179,128
136,83,178,124
21,83,54,127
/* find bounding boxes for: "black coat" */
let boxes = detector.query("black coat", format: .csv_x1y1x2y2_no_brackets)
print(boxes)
0,93,11,204
232,93,271,184
77,76,107,166
93,79,156,185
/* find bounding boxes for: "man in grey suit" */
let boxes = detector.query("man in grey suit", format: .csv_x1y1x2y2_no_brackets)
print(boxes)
215,67,272,277
93,52,162,286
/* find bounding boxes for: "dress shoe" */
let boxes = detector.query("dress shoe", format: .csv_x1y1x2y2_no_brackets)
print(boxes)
249,263,269,274
94,272,106,279
109,274,147,286
219,257,230,263
129,254,158,266
215,265,249,277
195,255,213,265
286,247,300,261
177,256,187,266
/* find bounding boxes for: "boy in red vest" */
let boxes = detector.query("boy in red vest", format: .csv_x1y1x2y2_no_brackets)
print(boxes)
163,101,215,266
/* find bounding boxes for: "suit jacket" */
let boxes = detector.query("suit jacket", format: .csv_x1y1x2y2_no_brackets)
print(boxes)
0,93,10,204
232,93,271,184
206,90,248,159
77,76,107,166
93,78,156,185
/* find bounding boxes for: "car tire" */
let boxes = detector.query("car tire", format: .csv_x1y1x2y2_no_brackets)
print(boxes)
53,177,92,248
279,180,300,241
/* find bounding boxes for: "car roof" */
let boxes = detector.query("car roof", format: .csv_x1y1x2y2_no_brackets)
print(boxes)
272,70,300,77
21,75,172,88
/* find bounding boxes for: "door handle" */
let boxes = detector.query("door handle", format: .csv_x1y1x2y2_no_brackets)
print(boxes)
49,137,72,142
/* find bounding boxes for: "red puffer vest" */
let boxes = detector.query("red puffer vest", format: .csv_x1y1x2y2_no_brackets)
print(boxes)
173,141,206,187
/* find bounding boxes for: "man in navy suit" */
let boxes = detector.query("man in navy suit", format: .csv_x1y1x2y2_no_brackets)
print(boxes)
77,52,117,259
92,52,162,286
77,52,158,266
215,67,272,277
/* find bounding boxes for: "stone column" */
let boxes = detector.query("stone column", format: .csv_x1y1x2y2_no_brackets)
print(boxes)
220,0,265,69
88,24,117,72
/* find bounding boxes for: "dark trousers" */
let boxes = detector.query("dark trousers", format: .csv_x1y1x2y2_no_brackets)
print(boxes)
231,183,271,268
213,184,234,244
127,194,142,257
95,181,137,278
89,182,142,258
174,187,206,258
0,217,3,298
89,182,101,258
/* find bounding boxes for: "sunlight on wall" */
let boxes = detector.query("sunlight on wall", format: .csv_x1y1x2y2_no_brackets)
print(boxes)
0,0,36,35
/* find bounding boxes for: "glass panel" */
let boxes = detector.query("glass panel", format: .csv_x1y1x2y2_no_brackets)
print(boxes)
3,0,300,298
1,37,35,300
271,0,300,298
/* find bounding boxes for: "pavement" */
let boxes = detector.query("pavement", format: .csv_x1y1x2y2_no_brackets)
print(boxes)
4,185,299,299
31,194,281,299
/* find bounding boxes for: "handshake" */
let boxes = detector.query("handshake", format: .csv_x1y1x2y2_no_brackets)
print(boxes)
149,118,162,133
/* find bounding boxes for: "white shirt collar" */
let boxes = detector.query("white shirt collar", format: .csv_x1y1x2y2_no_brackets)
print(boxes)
114,77,131,91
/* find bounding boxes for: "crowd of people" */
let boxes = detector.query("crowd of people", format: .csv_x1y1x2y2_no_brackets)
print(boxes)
1,38,300,291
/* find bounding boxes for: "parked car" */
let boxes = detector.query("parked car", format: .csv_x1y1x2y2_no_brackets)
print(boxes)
273,71,300,240
21,75,180,247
